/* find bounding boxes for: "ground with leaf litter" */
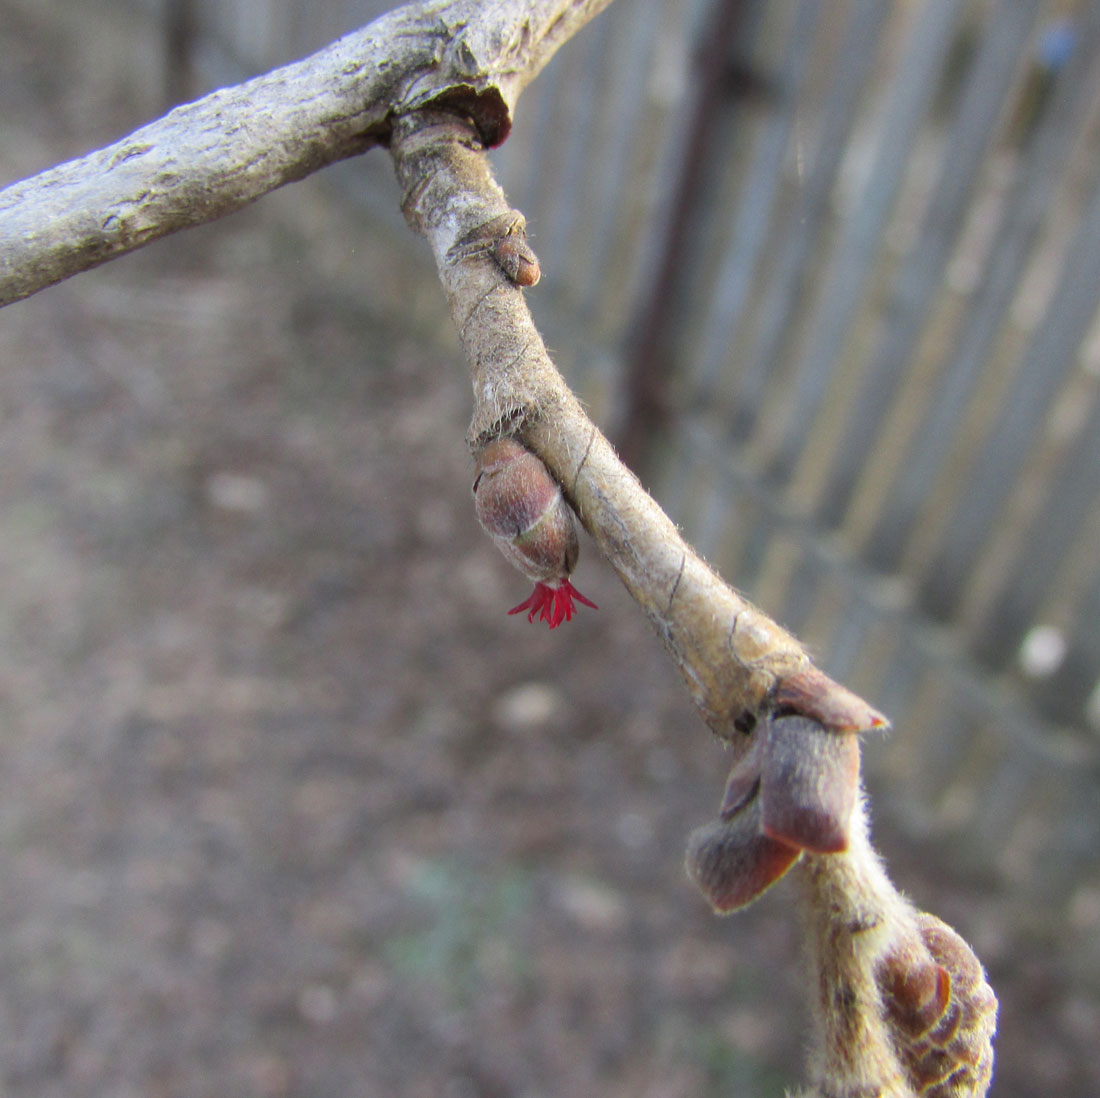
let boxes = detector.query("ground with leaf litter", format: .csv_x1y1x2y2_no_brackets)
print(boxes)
1,4,1096,1097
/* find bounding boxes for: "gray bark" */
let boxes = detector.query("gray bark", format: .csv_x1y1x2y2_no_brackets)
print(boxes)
0,0,610,307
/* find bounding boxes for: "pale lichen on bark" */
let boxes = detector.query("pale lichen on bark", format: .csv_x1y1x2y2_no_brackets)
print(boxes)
0,0,613,307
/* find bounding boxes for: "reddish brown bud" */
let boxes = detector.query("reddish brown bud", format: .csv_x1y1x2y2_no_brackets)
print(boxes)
877,913,998,1098
773,666,889,733
473,438,577,582
686,796,801,913
473,438,596,628
716,714,860,859
759,715,860,854
446,214,541,287
493,235,541,286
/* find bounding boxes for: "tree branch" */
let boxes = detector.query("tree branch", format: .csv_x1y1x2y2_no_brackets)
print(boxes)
4,3,997,1090
0,0,612,308
391,108,997,1098
391,109,886,744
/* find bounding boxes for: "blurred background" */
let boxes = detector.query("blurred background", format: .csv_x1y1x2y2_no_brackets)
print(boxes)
2,0,1100,1094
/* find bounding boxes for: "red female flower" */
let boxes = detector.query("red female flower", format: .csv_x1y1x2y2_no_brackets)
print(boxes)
507,579,598,629
473,438,597,629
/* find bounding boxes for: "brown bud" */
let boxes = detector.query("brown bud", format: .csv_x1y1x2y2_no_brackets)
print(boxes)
876,913,997,1098
773,666,889,733
493,235,541,287
473,438,578,585
759,715,860,854
884,910,998,1098
445,214,541,287
685,795,801,913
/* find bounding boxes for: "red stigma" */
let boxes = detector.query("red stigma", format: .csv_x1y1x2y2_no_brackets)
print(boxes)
507,579,597,628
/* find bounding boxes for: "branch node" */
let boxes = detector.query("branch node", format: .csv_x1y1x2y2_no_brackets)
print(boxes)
447,212,541,286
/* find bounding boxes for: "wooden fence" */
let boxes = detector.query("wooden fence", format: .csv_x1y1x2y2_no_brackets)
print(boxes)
134,0,1100,903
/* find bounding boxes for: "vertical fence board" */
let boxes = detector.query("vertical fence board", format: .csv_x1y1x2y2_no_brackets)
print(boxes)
813,0,1042,529
755,0,964,486
689,0,824,396
715,0,893,440
970,390,1100,670
1032,558,1100,727
917,166,1100,621
864,7,1100,572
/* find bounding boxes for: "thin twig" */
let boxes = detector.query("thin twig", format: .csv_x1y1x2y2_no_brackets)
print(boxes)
390,108,886,746
390,107,997,1098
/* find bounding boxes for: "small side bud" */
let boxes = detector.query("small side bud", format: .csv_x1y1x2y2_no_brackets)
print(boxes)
773,666,889,733
445,214,541,287
473,438,596,628
493,235,541,287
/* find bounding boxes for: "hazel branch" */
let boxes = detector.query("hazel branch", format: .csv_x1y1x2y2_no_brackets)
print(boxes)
392,108,997,1098
390,109,886,746
0,0,613,308
4,2,997,1088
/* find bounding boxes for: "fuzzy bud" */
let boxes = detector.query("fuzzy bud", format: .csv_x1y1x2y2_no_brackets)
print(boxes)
876,912,998,1097
493,235,541,287
473,438,577,582
473,438,596,628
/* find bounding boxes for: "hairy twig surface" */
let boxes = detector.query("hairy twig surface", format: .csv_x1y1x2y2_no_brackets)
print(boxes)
391,106,997,1098
391,109,886,745
791,795,997,1098
3,2,998,1092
